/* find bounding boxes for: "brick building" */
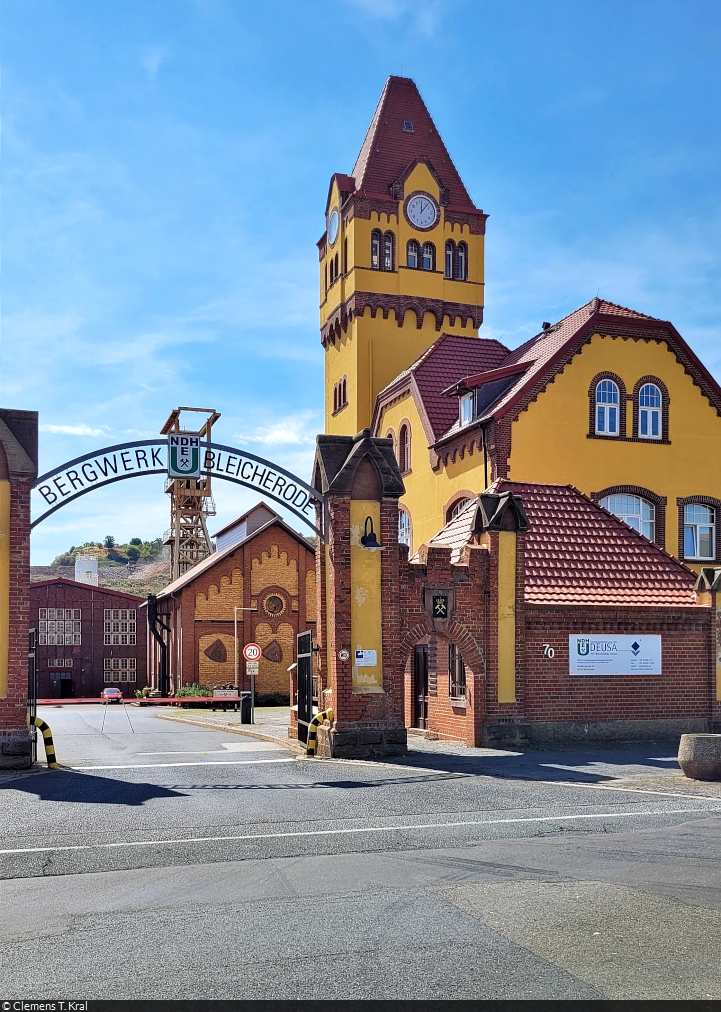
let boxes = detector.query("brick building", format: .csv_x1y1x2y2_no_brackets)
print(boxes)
401,480,718,745
147,503,316,697
29,579,147,699
0,409,37,769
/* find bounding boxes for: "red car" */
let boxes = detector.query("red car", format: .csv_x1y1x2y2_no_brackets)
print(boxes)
100,687,123,703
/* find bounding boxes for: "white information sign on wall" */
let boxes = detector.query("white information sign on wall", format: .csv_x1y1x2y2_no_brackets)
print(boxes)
355,649,377,667
569,635,662,675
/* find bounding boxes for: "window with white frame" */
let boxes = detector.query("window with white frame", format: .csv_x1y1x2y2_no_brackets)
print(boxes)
460,393,474,426
38,608,81,646
595,380,620,435
600,494,655,541
104,657,137,682
449,498,473,522
104,608,136,645
684,504,715,560
444,241,454,279
398,509,411,549
406,239,418,269
48,658,73,667
638,383,662,439
421,242,434,271
456,242,467,280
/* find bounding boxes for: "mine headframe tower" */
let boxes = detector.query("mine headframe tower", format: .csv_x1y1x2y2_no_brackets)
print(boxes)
160,407,220,582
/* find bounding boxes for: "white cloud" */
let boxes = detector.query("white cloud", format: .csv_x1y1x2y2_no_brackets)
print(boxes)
345,0,445,37
235,410,319,447
39,423,107,436
141,46,171,79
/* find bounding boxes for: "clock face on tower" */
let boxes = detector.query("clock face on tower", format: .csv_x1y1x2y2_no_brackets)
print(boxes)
327,208,339,245
405,193,438,230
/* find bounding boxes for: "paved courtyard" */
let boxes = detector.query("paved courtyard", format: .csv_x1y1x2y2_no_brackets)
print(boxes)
1,704,720,1000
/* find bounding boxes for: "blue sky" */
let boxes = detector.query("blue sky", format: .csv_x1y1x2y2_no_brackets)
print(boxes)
3,0,720,563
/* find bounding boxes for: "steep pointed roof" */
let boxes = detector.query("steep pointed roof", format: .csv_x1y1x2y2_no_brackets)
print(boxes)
351,76,477,208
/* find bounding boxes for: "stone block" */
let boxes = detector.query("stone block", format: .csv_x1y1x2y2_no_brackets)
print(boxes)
1,735,32,756
678,734,721,781
383,728,408,745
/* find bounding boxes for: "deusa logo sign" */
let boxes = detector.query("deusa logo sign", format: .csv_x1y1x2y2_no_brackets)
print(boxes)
168,433,201,478
569,635,661,675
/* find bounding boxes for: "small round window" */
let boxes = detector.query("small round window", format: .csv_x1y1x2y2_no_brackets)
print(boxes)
263,594,285,616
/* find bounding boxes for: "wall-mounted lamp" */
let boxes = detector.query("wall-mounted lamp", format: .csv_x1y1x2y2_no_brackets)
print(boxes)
360,516,384,551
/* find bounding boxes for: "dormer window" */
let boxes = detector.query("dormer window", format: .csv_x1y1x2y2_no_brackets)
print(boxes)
460,392,474,426
403,120,414,132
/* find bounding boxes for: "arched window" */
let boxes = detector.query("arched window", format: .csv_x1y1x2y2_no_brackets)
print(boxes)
343,238,348,274
406,240,418,269
371,230,381,270
383,232,394,271
444,241,454,279
324,263,328,295
639,383,662,439
332,377,348,414
422,242,435,271
398,508,411,549
600,494,655,541
457,242,467,280
448,497,472,523
595,380,620,436
398,423,410,473
448,643,466,699
684,504,715,560
335,253,339,280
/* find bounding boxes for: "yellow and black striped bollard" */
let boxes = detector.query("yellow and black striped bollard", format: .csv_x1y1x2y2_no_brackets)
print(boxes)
27,716,59,769
306,707,333,757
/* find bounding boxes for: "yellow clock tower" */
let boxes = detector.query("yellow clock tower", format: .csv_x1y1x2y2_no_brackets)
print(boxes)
320,77,488,434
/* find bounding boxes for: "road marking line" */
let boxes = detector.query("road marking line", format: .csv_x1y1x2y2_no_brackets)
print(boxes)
546,779,721,803
70,758,296,770
1,806,718,856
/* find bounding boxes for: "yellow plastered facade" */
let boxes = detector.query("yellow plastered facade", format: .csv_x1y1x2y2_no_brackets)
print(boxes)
507,333,721,566
322,166,485,435
375,332,721,565
349,500,383,693
378,391,484,553
497,532,517,703
0,481,9,697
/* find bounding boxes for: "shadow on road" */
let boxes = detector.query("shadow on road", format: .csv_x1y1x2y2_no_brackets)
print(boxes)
378,742,682,784
0,770,188,806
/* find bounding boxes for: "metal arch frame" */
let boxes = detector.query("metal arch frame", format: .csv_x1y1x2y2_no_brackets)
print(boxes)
31,439,328,541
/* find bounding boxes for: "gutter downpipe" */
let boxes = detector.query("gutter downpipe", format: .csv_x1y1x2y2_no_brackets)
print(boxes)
481,423,489,490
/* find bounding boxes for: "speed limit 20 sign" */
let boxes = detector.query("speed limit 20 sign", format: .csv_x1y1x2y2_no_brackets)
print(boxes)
243,642,261,662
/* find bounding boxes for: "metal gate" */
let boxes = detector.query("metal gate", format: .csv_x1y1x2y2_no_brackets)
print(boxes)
296,630,313,745
28,628,38,761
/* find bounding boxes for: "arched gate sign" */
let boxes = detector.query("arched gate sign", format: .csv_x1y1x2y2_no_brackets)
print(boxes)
31,439,327,540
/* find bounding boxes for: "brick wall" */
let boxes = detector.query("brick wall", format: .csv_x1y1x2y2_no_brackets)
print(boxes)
397,536,715,745
0,478,32,747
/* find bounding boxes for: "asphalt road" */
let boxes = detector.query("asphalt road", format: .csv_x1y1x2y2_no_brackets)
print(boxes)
1,704,720,1000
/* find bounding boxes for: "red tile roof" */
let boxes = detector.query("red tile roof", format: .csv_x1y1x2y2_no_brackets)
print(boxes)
351,77,479,209
474,299,659,425
420,480,699,607
375,333,509,441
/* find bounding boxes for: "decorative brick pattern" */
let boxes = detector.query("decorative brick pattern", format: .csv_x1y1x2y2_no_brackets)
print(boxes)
194,569,243,621
251,545,298,597
321,292,484,347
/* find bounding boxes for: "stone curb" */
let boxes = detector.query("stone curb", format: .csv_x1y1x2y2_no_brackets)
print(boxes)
155,712,305,754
